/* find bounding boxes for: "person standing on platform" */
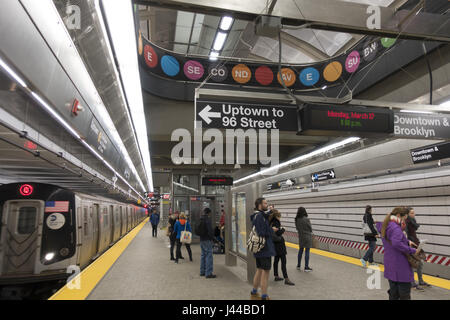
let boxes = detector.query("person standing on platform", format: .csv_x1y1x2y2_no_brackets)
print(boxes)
174,213,192,263
168,211,179,261
295,207,313,272
405,207,430,290
360,205,379,268
150,209,160,237
269,209,295,285
219,209,226,244
376,207,419,300
197,208,216,278
250,198,276,301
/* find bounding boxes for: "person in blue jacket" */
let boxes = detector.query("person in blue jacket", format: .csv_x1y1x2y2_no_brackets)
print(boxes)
173,213,192,263
250,197,276,301
149,209,160,237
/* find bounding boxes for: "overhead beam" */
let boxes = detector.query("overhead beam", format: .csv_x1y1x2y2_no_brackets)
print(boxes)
135,0,450,42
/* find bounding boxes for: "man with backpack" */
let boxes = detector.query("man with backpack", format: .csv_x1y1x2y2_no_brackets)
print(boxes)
196,208,216,279
249,198,275,300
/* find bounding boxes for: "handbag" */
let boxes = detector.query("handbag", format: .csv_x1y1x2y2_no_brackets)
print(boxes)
312,235,319,249
362,221,373,236
247,225,266,253
180,222,192,244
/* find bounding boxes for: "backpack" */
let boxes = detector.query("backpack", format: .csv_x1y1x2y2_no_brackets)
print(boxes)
247,223,266,254
195,218,208,237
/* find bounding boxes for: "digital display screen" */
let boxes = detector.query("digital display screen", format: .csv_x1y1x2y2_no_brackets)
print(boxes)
202,177,234,186
300,104,394,134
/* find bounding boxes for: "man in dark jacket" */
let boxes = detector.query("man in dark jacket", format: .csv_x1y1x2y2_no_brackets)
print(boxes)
199,208,216,278
168,211,180,260
250,198,275,301
360,205,379,268
405,207,430,289
150,210,160,237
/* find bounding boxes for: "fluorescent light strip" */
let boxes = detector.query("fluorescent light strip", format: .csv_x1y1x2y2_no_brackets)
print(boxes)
234,137,360,184
399,109,433,114
213,31,228,51
0,57,28,88
209,51,219,61
100,0,153,192
219,16,233,31
173,181,199,193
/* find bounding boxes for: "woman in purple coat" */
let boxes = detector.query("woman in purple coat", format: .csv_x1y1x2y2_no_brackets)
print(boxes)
376,207,417,300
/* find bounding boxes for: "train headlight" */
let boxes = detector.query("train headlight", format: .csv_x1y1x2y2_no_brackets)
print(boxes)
45,252,55,261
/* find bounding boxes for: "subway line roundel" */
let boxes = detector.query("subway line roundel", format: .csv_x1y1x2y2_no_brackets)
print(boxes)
139,32,400,91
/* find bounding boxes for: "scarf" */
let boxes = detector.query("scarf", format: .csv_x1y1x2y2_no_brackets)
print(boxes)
390,215,406,231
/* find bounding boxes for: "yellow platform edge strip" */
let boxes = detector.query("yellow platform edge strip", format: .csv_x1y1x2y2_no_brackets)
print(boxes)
285,241,450,291
49,220,147,300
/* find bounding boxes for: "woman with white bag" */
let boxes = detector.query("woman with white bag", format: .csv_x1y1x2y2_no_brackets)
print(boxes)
174,213,193,263
360,205,379,268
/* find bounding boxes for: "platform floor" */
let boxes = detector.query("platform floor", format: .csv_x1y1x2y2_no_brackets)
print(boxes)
85,222,449,300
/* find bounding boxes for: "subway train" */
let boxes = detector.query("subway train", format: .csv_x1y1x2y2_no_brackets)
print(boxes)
0,182,147,287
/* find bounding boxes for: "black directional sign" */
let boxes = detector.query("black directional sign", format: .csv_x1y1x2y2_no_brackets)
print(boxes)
195,100,298,131
410,142,450,164
311,169,336,182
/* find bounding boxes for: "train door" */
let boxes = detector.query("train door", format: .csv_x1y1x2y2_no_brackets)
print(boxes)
1,200,44,275
91,204,100,257
79,206,92,268
109,205,114,245
127,207,131,231
120,206,125,236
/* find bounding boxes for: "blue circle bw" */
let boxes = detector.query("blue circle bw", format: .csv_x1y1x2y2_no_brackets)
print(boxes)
161,55,180,77
300,67,319,86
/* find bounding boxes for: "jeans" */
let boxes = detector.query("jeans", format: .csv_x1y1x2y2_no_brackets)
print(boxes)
388,280,411,300
151,224,157,237
363,240,376,263
170,237,176,259
412,260,425,285
176,239,192,262
297,247,310,268
274,254,288,278
200,240,214,276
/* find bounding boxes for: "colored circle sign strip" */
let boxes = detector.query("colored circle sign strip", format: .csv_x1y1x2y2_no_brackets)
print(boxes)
255,65,273,86
232,64,251,84
208,64,228,82
161,55,180,76
323,61,342,82
345,51,360,73
381,37,396,48
183,60,204,80
144,45,158,68
277,68,296,87
300,67,319,86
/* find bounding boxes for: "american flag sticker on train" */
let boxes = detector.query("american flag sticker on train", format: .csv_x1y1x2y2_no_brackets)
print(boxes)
45,201,69,212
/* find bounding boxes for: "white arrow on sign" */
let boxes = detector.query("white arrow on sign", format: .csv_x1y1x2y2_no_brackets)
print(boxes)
330,171,335,178
199,105,221,124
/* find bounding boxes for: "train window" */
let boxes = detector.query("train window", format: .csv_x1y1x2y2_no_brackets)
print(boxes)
0,204,3,238
104,213,108,228
17,207,37,234
83,207,89,236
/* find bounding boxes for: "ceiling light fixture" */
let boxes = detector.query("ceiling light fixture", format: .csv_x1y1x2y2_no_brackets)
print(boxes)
219,16,234,31
213,32,228,51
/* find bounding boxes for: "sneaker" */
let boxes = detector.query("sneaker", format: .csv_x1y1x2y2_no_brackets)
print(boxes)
368,262,378,267
180,256,185,259
296,266,301,271
304,267,313,272
414,285,425,291
261,295,270,300
206,274,217,279
250,291,260,300
284,279,295,286
200,274,205,277
419,282,431,287
170,257,175,261
174,260,178,264
274,276,284,281
360,258,367,268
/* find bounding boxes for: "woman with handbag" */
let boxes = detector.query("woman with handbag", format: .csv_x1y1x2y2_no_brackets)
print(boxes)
375,207,421,300
269,210,295,285
173,213,193,263
360,205,379,268
295,207,313,272
167,211,179,261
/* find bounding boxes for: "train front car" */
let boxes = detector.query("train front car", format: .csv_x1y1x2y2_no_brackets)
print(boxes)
0,183,76,288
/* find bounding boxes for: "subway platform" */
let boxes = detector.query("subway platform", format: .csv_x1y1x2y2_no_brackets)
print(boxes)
51,221,450,300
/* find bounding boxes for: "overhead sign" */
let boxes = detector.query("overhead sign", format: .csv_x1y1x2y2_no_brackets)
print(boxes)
195,100,298,131
202,176,234,186
162,194,170,200
410,142,450,164
311,169,336,182
394,112,450,139
300,104,394,135
267,178,296,191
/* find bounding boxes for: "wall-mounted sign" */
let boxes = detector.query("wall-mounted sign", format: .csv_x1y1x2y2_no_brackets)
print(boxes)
311,169,336,182
410,142,450,164
201,176,234,186
162,194,170,200
267,178,296,191
394,112,450,139
299,104,394,135
138,33,397,92
196,100,298,131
